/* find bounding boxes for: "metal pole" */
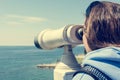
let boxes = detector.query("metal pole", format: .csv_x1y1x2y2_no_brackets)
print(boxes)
54,45,81,80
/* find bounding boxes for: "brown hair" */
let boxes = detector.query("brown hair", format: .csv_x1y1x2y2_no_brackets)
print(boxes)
84,1,120,50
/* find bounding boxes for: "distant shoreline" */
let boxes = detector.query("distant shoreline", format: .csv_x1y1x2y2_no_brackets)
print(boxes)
37,63,56,69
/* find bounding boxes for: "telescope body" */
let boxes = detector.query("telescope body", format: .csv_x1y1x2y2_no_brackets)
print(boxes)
34,25,83,50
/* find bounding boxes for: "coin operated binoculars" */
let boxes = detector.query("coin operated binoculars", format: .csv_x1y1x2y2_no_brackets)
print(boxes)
34,24,83,80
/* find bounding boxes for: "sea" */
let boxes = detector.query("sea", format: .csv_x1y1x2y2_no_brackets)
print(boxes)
0,45,84,80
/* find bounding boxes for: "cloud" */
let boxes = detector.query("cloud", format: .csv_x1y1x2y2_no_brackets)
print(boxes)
0,14,47,26
6,21,23,26
6,14,47,23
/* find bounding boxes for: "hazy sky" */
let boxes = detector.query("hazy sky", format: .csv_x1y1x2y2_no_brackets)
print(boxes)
0,0,120,46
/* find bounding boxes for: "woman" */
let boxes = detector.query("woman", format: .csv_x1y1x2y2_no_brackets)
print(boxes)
73,1,120,80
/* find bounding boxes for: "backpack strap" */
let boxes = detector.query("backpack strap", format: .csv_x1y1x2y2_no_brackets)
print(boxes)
73,65,112,80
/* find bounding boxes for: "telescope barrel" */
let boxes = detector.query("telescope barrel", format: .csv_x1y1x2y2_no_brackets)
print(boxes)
34,25,83,50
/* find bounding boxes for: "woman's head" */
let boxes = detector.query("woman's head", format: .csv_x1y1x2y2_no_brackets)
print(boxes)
83,1,120,51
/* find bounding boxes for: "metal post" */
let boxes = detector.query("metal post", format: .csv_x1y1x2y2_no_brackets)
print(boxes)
54,45,81,80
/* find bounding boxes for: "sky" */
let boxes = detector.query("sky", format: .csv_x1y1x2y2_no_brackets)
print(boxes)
0,0,120,46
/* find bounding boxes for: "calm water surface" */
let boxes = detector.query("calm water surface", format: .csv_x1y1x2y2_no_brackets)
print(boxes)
0,46,84,80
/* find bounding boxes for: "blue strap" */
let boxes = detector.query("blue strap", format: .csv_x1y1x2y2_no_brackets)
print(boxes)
73,65,112,80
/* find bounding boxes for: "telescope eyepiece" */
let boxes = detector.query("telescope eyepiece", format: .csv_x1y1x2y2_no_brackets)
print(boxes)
76,28,83,40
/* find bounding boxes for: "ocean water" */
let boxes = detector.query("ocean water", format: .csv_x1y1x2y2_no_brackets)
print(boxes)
0,46,84,80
